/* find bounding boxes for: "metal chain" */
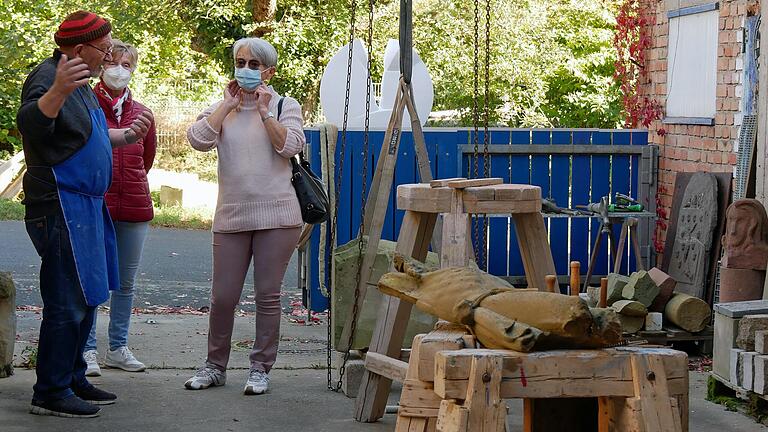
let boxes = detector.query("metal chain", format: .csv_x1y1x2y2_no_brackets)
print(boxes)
471,0,481,265
334,0,375,392
328,0,357,391
481,0,491,271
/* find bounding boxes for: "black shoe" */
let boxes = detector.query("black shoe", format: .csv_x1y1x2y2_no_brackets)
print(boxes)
74,385,117,406
30,395,100,418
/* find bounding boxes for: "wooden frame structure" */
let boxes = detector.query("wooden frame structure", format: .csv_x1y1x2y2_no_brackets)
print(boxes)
354,179,557,422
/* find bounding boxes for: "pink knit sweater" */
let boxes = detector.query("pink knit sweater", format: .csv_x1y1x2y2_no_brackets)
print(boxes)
187,87,305,232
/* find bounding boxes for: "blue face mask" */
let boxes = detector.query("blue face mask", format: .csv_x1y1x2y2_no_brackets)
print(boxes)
234,67,262,90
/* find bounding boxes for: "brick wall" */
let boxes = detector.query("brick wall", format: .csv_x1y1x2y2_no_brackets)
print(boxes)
638,0,758,261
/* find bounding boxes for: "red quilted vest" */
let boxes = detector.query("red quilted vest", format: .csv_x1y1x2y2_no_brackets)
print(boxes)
94,82,156,222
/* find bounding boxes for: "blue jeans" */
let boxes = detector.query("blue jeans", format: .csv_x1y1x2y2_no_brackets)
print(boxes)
86,221,149,351
26,211,95,402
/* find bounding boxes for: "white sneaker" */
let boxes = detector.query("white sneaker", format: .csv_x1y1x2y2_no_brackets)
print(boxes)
83,350,101,377
185,365,226,390
105,346,146,372
244,369,269,395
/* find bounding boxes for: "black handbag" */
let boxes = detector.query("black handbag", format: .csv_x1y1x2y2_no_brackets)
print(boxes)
277,97,330,224
290,151,329,224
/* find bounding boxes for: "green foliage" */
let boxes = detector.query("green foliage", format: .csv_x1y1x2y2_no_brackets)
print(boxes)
0,198,24,220
0,0,623,159
151,205,212,230
19,345,38,369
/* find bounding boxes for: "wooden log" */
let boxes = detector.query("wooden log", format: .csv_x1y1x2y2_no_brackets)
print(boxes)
364,352,408,383
664,293,711,333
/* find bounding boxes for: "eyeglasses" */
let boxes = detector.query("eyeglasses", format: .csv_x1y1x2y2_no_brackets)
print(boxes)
85,43,113,60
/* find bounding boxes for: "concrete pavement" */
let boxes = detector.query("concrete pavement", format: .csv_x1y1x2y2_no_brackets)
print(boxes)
2,311,767,431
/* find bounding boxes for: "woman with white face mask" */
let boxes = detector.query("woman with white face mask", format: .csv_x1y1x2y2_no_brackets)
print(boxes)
185,37,306,396
83,39,157,377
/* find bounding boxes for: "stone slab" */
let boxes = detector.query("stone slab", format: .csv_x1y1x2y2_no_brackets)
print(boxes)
742,351,756,391
0,271,15,378
714,299,768,318
714,313,741,379
667,172,718,299
730,348,745,386
736,314,768,351
757,330,768,355
755,354,768,395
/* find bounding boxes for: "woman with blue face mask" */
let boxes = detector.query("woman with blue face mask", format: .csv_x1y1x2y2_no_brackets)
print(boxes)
185,37,306,396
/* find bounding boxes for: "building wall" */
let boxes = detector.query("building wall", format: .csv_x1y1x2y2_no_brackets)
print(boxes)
639,0,758,259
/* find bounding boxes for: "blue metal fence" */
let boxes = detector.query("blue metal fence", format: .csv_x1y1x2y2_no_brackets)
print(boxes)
303,128,653,311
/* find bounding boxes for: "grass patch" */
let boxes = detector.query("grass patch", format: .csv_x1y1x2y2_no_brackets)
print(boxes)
0,198,24,220
151,205,212,230
1,198,211,230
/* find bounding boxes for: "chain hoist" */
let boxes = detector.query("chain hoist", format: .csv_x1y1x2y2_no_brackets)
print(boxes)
327,0,357,392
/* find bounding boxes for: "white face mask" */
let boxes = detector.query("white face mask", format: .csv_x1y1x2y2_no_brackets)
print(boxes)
102,65,132,91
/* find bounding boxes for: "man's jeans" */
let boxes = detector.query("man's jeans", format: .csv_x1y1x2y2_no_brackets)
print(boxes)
86,221,149,352
25,211,95,402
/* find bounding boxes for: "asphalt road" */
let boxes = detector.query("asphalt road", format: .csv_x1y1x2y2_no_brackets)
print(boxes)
0,221,300,310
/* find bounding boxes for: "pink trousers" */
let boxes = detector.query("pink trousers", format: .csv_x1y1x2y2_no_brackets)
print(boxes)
206,227,301,373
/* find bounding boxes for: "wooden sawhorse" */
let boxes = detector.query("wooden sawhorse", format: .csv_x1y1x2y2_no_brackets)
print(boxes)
354,178,557,422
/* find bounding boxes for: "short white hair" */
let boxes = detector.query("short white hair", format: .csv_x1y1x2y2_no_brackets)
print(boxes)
232,37,278,67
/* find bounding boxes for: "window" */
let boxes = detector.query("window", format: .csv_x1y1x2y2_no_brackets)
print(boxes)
665,3,719,125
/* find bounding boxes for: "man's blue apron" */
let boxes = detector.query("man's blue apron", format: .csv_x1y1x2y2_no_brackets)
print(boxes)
51,88,118,306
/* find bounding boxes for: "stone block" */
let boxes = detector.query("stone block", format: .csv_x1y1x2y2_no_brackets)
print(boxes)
617,314,645,334
340,359,365,398
0,271,15,378
645,312,663,331
606,273,630,305
622,270,661,307
719,266,765,303
755,355,768,395
611,300,648,317
714,300,768,318
737,314,768,351
332,238,438,350
715,313,741,379
159,185,183,207
648,267,676,312
756,330,768,354
730,348,745,386
742,351,756,391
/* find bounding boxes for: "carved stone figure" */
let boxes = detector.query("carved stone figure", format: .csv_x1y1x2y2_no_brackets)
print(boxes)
721,199,768,270
376,254,621,352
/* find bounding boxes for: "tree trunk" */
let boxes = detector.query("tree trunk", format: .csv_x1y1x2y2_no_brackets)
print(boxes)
251,0,277,37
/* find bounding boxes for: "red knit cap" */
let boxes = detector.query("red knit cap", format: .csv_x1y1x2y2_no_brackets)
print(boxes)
54,10,112,46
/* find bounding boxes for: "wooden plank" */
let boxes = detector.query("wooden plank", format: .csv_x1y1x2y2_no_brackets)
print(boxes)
459,144,646,155
416,323,475,382
509,133,530,279
550,130,571,278
511,212,556,290
463,199,541,215
630,353,681,432
612,131,632,274
430,178,467,188
437,400,469,432
488,150,512,278
464,354,505,432
441,189,471,268
398,407,440,418
394,132,418,238
591,131,612,277
433,348,689,400
399,378,443,409
571,152,591,276
628,140,640,272
355,210,436,422
364,351,408,382
447,178,503,188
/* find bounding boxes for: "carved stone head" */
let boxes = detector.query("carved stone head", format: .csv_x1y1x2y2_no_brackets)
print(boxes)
721,199,768,270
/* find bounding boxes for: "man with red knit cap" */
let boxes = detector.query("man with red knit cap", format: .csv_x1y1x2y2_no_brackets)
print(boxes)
16,10,152,418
